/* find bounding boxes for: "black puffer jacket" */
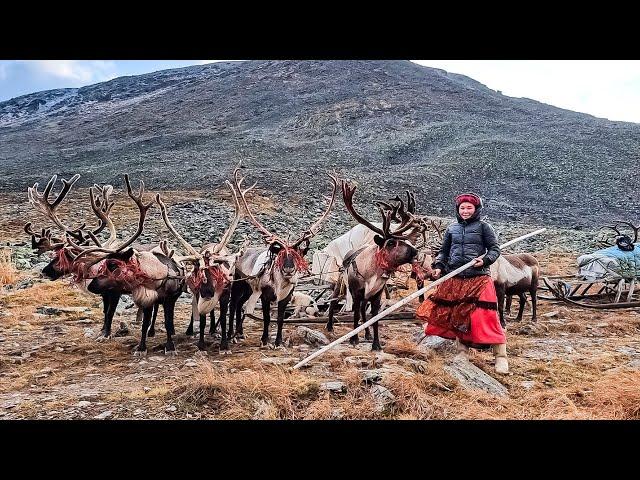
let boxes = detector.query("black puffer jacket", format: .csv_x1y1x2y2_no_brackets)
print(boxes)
433,207,501,278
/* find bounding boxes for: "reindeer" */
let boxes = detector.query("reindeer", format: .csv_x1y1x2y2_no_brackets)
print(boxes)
27,174,185,355
155,174,244,353
312,192,434,310
490,254,540,326
228,167,339,348
26,174,129,340
325,181,423,351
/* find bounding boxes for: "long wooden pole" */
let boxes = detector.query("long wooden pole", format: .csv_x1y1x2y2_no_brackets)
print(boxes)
293,228,546,369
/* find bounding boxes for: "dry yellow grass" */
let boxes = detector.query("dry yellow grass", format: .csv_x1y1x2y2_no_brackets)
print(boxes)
0,248,19,288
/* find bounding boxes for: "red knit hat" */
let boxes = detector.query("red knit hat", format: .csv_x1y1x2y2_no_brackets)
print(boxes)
455,193,482,207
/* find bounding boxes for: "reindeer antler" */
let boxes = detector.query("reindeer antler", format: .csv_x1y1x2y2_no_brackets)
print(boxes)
156,193,202,259
292,172,339,247
342,180,387,237
231,164,287,246
211,176,244,254
27,174,91,243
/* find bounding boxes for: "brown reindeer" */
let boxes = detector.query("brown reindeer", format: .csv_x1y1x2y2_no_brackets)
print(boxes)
228,167,339,349
325,180,424,351
27,174,186,355
490,253,540,326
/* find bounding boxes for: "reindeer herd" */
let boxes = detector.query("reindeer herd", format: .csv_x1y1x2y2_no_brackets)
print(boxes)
23,165,540,357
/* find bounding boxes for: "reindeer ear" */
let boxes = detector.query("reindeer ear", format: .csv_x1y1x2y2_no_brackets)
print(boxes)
299,239,310,256
374,235,385,247
269,243,282,255
111,248,135,261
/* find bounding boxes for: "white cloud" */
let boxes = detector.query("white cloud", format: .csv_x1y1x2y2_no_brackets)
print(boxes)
21,60,118,84
412,60,640,123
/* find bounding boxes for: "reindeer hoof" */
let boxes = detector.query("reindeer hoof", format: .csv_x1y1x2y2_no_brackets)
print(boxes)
185,328,194,336
134,349,147,357
371,343,383,352
274,345,287,351
147,329,155,338
95,333,112,342
219,348,232,355
165,348,178,356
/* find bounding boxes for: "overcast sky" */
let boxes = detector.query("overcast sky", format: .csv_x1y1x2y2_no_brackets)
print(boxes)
1,60,639,123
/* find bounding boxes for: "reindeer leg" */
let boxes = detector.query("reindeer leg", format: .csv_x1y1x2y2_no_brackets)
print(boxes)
370,293,383,351
505,294,513,316
209,308,218,336
530,284,538,322
186,294,197,336
326,281,341,332
275,289,293,348
496,286,506,329
134,306,153,356
515,292,526,322
219,289,230,353
163,295,178,355
260,293,271,348
148,302,159,337
349,294,362,346
235,286,251,341
100,295,109,334
97,292,119,341
362,300,371,341
197,313,207,351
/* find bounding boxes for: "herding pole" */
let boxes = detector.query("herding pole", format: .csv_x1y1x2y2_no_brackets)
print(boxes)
293,228,546,369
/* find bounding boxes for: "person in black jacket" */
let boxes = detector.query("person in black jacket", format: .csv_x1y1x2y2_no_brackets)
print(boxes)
416,193,508,374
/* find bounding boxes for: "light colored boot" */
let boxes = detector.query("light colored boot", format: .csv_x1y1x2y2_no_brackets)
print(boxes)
493,343,509,374
455,338,469,358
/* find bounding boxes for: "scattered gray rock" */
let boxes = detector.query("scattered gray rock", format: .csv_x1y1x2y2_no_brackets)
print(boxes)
37,306,91,315
113,321,130,337
626,359,640,369
296,326,330,346
343,356,371,368
521,381,536,390
260,357,297,366
76,401,92,408
397,358,430,374
319,381,347,393
115,296,135,315
541,311,559,318
94,411,113,420
418,336,454,352
370,384,396,413
444,354,508,397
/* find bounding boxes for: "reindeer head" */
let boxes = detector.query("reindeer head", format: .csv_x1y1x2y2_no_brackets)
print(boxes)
156,171,245,299
25,174,115,280
342,181,424,272
231,164,339,279
597,220,639,251
27,173,154,289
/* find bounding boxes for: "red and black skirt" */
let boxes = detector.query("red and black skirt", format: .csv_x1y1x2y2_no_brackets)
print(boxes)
416,275,505,346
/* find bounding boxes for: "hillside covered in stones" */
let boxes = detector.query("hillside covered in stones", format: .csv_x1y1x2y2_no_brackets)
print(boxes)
1,60,638,229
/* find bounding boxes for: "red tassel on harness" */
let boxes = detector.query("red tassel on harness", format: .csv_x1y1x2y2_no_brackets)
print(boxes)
90,257,153,290
375,248,398,273
274,248,309,273
412,262,428,280
187,265,229,292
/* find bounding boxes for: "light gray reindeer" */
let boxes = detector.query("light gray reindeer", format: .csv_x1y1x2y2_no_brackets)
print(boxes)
228,167,339,349
155,172,245,353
